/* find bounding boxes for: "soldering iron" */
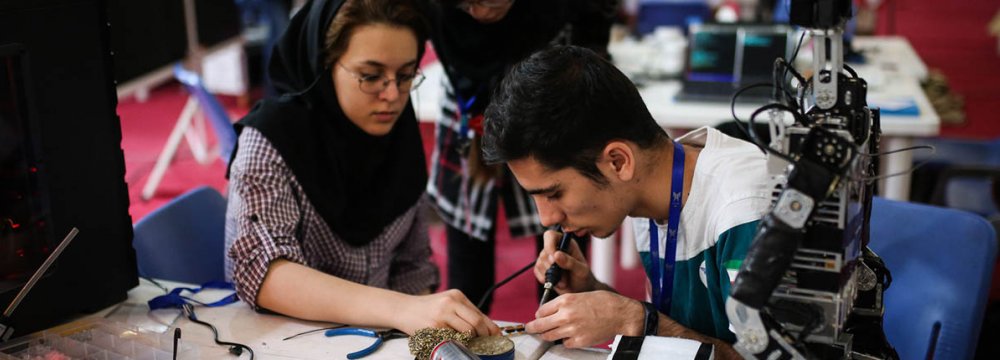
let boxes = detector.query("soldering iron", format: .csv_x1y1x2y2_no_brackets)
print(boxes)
538,226,576,308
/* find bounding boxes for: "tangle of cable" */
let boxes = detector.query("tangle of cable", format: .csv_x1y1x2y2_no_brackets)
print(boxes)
730,31,809,154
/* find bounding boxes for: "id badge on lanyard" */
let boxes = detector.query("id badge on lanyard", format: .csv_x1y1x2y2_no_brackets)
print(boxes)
648,141,684,313
457,95,477,141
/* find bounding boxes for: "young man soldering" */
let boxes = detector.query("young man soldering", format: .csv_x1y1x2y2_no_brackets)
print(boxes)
481,45,774,359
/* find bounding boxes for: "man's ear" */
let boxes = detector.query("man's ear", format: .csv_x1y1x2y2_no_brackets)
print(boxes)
601,141,635,182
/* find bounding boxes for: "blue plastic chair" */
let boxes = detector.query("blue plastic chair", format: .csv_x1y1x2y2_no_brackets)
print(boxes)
869,197,997,360
913,137,1000,217
636,0,711,36
173,64,237,165
133,186,228,284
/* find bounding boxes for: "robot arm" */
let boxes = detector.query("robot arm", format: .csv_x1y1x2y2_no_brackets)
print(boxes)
725,1,898,359
726,127,856,359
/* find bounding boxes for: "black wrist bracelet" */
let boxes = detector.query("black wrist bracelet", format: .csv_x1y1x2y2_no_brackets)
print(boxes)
641,301,659,336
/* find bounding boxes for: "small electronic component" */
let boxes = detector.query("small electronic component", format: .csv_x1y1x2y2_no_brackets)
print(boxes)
499,324,526,337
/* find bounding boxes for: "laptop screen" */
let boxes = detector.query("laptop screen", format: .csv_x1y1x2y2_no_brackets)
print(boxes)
739,27,791,82
686,26,738,83
684,24,792,86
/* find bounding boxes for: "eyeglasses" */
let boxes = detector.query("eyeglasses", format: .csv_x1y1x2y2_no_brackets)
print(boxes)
337,63,425,95
457,0,514,10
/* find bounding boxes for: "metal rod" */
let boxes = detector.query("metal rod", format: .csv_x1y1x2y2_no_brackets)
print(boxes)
3,227,79,318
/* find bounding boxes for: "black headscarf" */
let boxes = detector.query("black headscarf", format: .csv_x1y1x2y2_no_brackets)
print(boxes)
230,0,428,247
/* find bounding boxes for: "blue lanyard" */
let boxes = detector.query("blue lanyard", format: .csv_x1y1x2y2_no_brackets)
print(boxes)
648,141,685,313
148,281,239,310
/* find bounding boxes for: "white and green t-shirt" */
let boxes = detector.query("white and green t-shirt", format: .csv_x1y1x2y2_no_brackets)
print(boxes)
631,126,772,342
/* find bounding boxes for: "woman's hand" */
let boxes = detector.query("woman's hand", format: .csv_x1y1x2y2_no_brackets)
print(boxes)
394,289,500,337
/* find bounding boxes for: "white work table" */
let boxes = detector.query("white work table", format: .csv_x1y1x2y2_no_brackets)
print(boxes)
21,280,609,359
637,36,938,201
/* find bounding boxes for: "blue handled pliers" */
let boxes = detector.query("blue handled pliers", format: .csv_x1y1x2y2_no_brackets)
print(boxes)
324,327,408,359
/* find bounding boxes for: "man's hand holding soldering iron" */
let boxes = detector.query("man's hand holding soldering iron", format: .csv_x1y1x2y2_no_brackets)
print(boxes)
525,228,647,348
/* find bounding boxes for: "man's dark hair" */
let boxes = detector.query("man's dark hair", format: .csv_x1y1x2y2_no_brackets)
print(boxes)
482,45,669,184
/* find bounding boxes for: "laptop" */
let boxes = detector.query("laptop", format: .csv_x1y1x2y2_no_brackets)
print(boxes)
676,23,792,103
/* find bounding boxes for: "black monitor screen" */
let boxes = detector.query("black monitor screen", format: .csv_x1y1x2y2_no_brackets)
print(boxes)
687,30,738,83
741,31,789,82
0,46,54,293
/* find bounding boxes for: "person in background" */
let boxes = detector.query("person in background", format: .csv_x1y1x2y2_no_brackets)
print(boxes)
224,0,498,337
423,0,618,313
482,45,770,358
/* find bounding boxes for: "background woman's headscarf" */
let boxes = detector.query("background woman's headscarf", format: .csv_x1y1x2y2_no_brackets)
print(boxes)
232,0,429,246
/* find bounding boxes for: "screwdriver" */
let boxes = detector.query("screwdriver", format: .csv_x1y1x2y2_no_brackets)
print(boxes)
538,227,575,308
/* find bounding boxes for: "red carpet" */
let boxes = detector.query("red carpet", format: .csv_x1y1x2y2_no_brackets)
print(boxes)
119,84,233,220
118,83,647,324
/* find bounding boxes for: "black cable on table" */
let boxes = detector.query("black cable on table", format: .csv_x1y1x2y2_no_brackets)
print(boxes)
183,304,255,359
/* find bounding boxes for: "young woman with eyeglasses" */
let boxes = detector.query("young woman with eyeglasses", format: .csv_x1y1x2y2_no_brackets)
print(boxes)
224,0,499,337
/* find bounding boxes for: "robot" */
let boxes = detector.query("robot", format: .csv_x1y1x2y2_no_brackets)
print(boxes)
725,0,899,358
